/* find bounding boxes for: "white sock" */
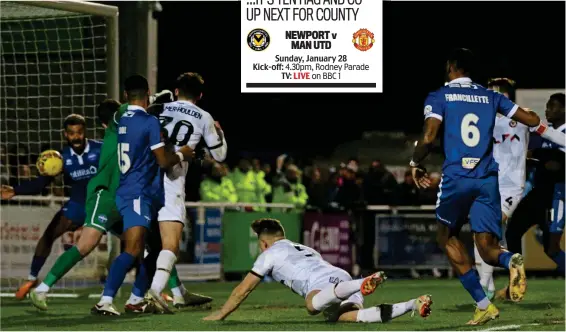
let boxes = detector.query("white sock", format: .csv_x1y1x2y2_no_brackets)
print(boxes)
127,293,144,305
334,279,364,299
150,250,177,294
357,306,382,322
28,275,37,281
311,285,342,311
356,300,416,323
488,275,495,292
171,286,183,298
35,282,50,293
477,297,491,310
474,243,494,290
98,295,113,305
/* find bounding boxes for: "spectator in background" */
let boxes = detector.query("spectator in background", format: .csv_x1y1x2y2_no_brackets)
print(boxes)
0,145,10,186
332,162,363,210
229,158,271,210
305,166,328,209
261,163,273,202
363,159,398,205
397,170,420,206
273,164,308,210
200,162,237,203
419,172,441,205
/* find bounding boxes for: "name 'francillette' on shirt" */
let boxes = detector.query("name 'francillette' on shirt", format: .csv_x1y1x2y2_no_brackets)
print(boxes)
445,93,489,104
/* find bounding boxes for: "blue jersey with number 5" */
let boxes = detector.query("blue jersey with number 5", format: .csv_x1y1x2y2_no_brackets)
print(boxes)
116,105,164,201
424,77,518,178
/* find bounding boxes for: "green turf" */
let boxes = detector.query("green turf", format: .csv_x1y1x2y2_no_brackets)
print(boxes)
1,278,564,331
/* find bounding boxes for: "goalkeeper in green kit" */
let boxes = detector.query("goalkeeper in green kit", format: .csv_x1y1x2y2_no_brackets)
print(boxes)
30,93,212,312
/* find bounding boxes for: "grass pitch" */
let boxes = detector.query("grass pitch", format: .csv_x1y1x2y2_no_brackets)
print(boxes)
1,278,564,331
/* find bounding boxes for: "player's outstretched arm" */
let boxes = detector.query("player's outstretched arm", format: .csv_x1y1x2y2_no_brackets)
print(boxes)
203,272,262,321
410,117,442,189
1,175,54,199
511,108,565,147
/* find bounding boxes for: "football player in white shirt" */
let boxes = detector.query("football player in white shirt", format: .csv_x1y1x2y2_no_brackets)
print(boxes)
144,72,227,312
203,218,433,323
474,79,566,301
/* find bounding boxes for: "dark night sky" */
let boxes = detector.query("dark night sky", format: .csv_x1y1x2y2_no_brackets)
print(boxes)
155,1,565,161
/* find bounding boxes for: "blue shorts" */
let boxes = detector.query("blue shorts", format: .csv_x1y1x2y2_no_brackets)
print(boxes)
116,196,159,232
436,174,503,239
550,182,565,234
61,200,86,227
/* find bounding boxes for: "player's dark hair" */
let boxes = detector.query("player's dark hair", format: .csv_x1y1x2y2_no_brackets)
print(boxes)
447,48,474,75
124,74,149,101
251,218,285,238
97,99,121,126
488,78,516,102
176,72,204,99
63,114,86,130
549,93,565,108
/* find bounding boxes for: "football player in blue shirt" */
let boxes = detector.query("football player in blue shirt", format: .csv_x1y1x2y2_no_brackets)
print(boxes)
410,49,564,325
92,74,194,315
0,114,101,299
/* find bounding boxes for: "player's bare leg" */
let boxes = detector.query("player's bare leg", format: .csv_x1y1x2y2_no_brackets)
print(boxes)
474,213,508,301
30,227,105,310
16,212,75,300
475,232,526,303
147,220,183,313
305,271,386,315
437,225,499,325
336,294,432,323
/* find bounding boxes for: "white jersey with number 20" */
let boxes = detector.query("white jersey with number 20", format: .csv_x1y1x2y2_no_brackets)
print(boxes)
157,100,227,222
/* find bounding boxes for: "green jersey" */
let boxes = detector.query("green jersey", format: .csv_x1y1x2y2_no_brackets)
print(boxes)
85,104,128,198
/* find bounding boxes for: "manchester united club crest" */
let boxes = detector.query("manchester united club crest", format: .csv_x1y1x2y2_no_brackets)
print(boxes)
352,29,375,52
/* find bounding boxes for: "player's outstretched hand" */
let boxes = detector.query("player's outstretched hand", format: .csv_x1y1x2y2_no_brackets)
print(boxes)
0,185,15,200
202,311,225,321
178,145,196,162
411,166,431,189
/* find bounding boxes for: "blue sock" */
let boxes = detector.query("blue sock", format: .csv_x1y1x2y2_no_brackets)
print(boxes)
459,269,488,303
131,262,149,297
102,252,136,298
498,251,513,270
550,251,565,273
30,256,47,278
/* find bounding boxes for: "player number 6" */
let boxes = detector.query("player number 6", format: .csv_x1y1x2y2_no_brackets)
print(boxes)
461,113,480,147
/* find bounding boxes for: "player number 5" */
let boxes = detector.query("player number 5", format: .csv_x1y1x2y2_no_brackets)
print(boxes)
118,143,131,174
461,113,480,147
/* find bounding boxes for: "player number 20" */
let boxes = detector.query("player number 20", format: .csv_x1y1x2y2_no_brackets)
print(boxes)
117,143,131,174
160,116,195,146
461,113,480,147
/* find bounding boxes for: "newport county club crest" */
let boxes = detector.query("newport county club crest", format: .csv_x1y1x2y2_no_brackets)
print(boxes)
247,28,270,51
352,29,375,52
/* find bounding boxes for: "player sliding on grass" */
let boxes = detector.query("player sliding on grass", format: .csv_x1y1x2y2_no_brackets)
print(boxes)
203,218,432,323
29,98,212,312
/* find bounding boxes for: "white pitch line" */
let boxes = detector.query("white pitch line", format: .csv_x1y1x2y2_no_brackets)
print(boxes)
480,323,541,331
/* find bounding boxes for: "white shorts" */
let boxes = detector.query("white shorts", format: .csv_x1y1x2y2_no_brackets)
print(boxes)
306,266,364,311
500,189,524,219
157,161,188,224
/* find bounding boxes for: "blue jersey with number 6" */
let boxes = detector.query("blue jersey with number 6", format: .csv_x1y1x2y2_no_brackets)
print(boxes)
116,105,164,202
424,77,518,178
